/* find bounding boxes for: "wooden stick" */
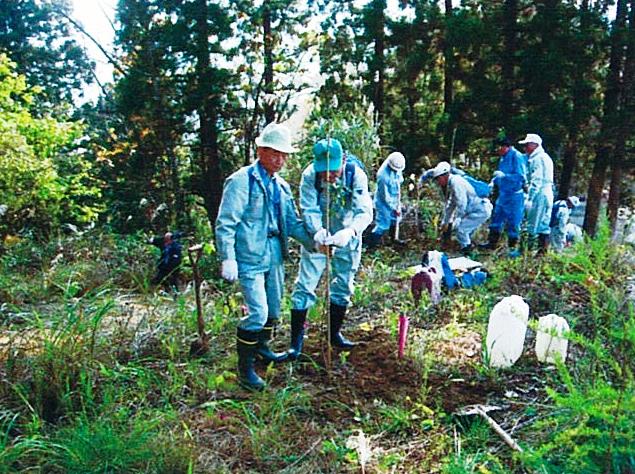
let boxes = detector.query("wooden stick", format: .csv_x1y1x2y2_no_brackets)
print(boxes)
324,136,332,369
475,406,523,452
188,244,208,353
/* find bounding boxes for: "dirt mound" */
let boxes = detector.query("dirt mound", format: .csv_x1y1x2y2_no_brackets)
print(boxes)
284,328,424,421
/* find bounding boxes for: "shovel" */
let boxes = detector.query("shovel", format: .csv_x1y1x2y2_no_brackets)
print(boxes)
455,404,523,452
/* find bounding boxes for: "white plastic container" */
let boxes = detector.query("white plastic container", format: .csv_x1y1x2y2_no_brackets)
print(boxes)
486,295,530,368
535,314,570,364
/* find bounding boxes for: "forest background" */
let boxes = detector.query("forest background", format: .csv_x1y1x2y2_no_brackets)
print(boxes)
2,0,635,241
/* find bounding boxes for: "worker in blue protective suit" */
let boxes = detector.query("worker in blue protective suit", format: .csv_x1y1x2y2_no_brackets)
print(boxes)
519,133,554,254
550,196,581,251
366,152,406,250
287,138,373,361
427,161,493,255
482,136,527,252
215,122,314,391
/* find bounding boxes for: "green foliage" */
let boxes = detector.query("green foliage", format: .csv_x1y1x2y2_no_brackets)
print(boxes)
0,54,102,236
283,101,381,188
521,288,635,473
44,411,191,473
472,221,635,473
0,231,152,304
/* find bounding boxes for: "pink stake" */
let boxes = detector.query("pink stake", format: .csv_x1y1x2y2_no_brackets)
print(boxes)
398,314,410,359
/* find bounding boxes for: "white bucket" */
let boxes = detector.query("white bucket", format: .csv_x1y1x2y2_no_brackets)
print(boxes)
535,314,570,364
486,295,529,368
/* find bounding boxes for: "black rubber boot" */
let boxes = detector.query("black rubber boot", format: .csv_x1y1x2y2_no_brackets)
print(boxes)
480,229,501,250
256,318,288,364
330,303,356,349
286,309,307,361
236,328,265,391
536,233,550,255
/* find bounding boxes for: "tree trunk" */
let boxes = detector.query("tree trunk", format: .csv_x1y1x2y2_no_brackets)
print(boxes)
373,1,386,138
195,0,223,226
559,0,590,199
559,142,578,199
263,3,275,124
607,156,623,235
168,151,186,227
583,0,628,236
501,0,518,127
607,0,635,236
443,0,453,117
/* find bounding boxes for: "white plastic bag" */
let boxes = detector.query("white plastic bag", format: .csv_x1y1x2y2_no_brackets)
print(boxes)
535,314,569,364
486,295,529,368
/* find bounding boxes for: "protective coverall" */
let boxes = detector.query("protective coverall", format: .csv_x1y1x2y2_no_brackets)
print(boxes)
292,163,373,309
216,161,313,333
489,147,526,240
368,161,403,244
287,162,373,359
550,200,571,251
441,174,493,248
525,146,554,236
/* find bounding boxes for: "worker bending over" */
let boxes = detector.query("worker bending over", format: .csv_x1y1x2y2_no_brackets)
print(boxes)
427,161,492,255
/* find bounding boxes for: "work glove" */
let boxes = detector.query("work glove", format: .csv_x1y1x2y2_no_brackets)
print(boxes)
325,228,356,247
313,228,330,246
221,259,238,282
493,170,505,180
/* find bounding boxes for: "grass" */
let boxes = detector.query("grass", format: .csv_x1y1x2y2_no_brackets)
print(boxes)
0,220,634,472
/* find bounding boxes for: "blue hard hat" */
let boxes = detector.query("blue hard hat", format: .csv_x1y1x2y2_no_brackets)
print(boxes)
313,138,343,172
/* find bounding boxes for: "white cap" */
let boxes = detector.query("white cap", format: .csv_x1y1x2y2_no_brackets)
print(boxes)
429,161,451,178
567,196,580,208
255,122,297,153
518,133,543,146
386,152,406,171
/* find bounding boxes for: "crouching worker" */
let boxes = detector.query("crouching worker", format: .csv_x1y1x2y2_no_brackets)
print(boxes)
149,231,184,293
215,122,314,391
287,138,373,360
366,152,406,250
428,161,493,255
550,196,581,251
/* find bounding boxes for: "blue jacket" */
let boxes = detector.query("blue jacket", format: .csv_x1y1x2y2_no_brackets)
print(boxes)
299,163,373,248
215,161,313,266
151,234,182,272
493,147,526,195
374,162,403,231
